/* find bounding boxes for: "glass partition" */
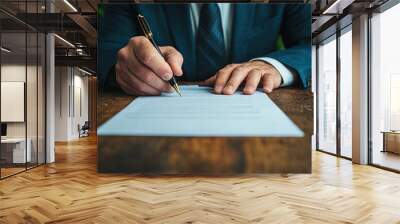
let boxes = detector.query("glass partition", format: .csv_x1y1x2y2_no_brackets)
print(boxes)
27,30,38,169
370,3,400,171
317,35,337,155
1,30,28,178
0,1,46,179
339,27,352,158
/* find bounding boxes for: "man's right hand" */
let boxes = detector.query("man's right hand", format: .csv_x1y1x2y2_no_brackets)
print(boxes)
115,36,184,95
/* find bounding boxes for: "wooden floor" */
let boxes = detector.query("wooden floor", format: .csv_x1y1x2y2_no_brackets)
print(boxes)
1,136,400,224
373,150,400,171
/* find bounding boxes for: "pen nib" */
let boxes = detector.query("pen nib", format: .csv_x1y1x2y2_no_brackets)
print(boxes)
173,85,182,97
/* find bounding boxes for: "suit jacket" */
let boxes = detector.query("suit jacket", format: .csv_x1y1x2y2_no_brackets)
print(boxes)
98,3,311,90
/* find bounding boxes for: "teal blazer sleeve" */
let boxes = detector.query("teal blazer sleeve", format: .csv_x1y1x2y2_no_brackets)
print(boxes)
263,5,311,88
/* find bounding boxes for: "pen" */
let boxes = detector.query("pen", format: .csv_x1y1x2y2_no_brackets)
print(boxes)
137,14,182,96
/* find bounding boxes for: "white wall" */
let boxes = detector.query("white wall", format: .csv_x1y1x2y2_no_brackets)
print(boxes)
1,65,26,136
1,63,46,164
1,64,43,138
55,66,69,141
54,66,89,141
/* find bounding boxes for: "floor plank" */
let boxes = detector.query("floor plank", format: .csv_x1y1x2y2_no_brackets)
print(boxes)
1,135,400,224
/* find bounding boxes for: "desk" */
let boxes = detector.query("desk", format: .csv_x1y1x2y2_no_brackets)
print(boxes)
382,131,400,154
98,87,313,173
1,138,31,164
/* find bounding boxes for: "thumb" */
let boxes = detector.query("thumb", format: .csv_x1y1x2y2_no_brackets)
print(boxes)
161,46,184,76
200,75,216,86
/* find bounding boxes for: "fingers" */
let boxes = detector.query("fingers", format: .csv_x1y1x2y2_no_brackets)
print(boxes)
223,65,255,95
124,48,172,92
161,46,184,76
212,61,283,95
262,73,275,93
130,36,173,81
117,76,145,96
116,36,185,95
214,64,239,94
243,69,263,95
201,75,216,86
116,62,161,96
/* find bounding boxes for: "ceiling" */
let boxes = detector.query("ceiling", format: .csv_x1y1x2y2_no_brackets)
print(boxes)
1,0,99,71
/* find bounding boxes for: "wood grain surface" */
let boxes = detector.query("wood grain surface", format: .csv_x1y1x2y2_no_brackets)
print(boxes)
2,136,400,223
98,87,313,173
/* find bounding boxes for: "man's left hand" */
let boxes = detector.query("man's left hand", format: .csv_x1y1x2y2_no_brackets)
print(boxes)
203,61,282,95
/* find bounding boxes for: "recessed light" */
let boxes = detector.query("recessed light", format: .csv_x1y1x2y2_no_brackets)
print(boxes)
77,67,92,76
1,47,11,53
63,0,78,12
54,34,75,48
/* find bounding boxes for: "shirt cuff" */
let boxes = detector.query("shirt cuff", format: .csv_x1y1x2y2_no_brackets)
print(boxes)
250,57,297,87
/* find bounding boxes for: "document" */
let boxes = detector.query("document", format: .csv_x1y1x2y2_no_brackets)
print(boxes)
98,85,303,137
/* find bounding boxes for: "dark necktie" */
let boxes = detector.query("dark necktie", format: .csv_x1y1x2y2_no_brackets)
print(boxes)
196,3,227,81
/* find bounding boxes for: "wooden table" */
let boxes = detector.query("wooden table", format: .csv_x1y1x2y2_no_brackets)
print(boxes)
98,87,313,174
382,131,400,154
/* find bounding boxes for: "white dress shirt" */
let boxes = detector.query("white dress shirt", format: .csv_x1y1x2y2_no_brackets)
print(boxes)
189,3,296,86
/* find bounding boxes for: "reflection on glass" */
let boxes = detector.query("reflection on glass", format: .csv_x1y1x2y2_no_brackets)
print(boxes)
38,32,46,165
0,0,46,179
317,37,337,154
371,3,400,171
340,29,352,158
1,31,28,177
27,31,38,169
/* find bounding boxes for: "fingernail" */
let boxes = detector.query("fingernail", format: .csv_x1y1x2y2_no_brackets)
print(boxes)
163,73,172,80
224,86,233,94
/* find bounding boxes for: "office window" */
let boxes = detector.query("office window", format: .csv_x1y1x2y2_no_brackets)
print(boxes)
312,45,317,151
0,1,46,179
371,3,400,171
317,36,337,154
1,24,28,178
339,27,352,158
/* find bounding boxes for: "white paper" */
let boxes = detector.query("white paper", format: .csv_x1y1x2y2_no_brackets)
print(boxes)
98,85,303,137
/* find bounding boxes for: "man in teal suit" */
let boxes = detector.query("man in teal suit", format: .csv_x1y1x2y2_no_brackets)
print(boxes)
99,3,311,95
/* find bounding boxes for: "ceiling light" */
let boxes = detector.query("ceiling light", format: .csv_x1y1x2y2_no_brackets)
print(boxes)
54,34,75,48
1,47,11,53
78,67,92,76
322,0,354,15
322,0,342,14
63,0,78,12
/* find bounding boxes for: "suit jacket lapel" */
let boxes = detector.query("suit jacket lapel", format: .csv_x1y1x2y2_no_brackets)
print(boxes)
164,4,196,81
231,4,256,63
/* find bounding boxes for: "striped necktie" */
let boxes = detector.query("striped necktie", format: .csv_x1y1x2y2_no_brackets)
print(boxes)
196,3,227,81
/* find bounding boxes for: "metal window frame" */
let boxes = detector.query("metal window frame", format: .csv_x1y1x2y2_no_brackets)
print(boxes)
315,0,400,172
0,0,47,180
367,0,400,173
315,21,353,161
